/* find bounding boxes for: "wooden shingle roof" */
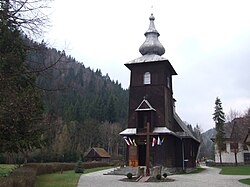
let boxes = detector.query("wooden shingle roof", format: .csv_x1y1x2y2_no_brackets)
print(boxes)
212,117,250,142
230,117,250,142
85,147,111,158
174,112,200,143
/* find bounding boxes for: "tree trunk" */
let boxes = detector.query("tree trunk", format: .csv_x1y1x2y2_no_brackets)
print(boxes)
234,150,238,166
23,151,28,164
219,151,222,165
116,143,119,156
7,153,14,164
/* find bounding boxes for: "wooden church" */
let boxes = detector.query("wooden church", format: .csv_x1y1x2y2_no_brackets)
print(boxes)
120,14,200,172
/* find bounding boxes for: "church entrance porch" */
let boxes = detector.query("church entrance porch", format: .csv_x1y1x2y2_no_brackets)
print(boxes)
138,144,146,166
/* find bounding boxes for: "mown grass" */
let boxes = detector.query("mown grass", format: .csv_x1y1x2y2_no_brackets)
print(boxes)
239,178,250,185
176,167,206,175
214,165,250,186
0,164,16,177
190,167,206,174
215,165,250,175
35,166,112,187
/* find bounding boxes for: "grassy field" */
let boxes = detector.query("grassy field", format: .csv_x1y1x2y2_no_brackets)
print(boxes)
215,165,250,175
189,167,206,174
35,166,112,187
0,164,16,177
239,178,250,185
215,166,250,186
176,167,206,175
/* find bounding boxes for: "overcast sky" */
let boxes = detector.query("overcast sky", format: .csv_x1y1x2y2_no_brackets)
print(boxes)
44,0,250,132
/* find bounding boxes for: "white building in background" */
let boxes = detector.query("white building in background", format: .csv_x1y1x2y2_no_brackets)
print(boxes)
212,117,250,164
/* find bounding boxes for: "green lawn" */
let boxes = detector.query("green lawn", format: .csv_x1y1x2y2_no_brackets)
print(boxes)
189,167,206,174
215,166,250,175
214,166,250,186
35,166,112,187
0,164,16,177
239,178,250,185
176,167,206,175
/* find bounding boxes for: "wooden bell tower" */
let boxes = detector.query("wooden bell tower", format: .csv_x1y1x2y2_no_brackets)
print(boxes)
125,14,177,132
120,14,200,172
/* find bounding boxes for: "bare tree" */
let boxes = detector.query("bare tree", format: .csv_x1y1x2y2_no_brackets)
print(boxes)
99,122,123,157
244,107,250,117
3,0,52,37
226,109,242,123
231,130,239,166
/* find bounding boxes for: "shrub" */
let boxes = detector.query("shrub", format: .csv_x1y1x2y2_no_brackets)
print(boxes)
75,161,84,173
25,163,76,175
163,173,168,178
126,172,132,179
75,167,84,173
156,174,161,180
81,162,111,169
0,162,111,187
0,165,37,187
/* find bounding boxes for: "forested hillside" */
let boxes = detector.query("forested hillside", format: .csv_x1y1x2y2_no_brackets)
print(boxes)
2,40,129,163
34,46,128,124
199,128,215,160
36,45,129,162
185,122,215,160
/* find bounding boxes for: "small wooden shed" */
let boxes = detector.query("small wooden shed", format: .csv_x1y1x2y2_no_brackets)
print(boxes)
84,147,111,162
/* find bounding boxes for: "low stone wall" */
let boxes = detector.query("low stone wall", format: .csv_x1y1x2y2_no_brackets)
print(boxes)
106,165,196,176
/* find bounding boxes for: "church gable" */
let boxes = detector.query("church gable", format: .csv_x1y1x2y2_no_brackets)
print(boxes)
135,98,156,111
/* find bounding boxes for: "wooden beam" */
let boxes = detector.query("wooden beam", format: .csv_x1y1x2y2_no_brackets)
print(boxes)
146,122,150,176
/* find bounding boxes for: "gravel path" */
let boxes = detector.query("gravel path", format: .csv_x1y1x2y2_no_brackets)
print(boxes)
77,166,249,187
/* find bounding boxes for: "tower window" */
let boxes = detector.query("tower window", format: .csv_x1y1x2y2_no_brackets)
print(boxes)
167,76,170,88
144,72,151,85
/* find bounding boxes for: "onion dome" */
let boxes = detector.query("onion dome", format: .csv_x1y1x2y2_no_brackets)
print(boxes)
139,14,165,56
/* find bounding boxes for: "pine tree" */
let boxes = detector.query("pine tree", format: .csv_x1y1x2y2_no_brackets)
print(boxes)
213,97,225,164
0,0,46,158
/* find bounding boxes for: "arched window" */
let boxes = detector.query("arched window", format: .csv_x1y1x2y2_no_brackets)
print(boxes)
144,72,151,85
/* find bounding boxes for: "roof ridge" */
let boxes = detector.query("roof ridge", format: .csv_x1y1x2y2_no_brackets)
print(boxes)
173,112,200,142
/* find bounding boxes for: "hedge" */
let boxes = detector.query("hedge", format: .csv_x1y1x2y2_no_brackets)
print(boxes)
0,162,111,187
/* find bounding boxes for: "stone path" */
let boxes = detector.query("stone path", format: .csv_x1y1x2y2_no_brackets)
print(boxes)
77,166,249,187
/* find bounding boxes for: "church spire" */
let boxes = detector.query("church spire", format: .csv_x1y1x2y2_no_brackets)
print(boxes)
139,14,165,56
